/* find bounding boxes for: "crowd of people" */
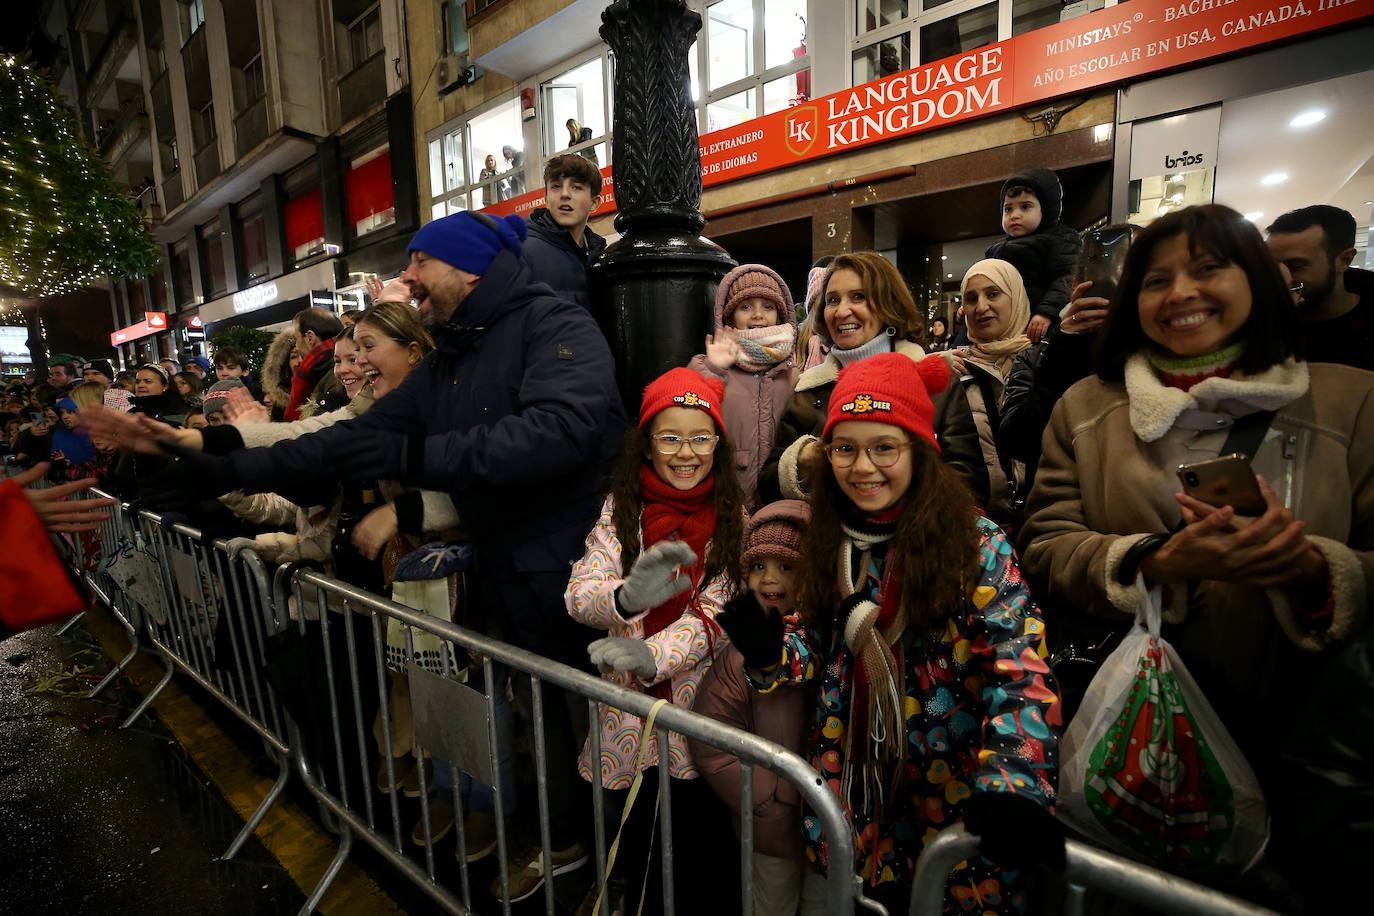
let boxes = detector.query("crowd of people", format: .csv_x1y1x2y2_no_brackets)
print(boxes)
11,151,1372,915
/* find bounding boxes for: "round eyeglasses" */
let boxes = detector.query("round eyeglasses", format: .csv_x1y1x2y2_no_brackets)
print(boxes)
651,434,720,456
824,440,912,468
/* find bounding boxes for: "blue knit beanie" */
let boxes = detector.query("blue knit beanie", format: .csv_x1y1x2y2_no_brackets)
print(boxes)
408,212,528,275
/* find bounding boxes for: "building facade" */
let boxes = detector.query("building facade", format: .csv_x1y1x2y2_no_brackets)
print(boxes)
42,0,421,366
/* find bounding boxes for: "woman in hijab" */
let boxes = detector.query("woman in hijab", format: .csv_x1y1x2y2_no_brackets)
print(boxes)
939,259,1035,528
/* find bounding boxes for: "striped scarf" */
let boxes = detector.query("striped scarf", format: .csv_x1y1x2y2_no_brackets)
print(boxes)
734,323,796,372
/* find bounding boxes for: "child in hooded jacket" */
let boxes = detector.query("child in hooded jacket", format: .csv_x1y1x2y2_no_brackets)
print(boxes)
690,498,810,916
566,367,746,914
689,264,798,508
718,352,1062,914
984,167,1083,343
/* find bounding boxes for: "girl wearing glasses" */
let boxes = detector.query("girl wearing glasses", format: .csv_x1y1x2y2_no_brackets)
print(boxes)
566,367,745,912
719,352,1061,914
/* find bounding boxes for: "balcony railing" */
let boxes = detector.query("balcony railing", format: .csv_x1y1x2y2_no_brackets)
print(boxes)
193,141,221,186
86,18,137,92
234,96,269,158
161,170,184,212
98,108,149,162
338,53,386,126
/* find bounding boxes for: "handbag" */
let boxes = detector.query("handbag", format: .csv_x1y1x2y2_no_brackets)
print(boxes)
383,542,474,678
1059,575,1270,870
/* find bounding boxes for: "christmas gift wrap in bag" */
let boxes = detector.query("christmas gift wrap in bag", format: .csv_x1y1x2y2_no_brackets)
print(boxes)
1060,575,1269,871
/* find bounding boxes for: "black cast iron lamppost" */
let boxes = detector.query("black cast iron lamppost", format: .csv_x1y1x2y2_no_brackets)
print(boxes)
590,0,737,415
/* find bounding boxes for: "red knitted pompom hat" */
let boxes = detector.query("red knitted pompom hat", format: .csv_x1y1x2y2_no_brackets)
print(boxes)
822,352,951,450
638,367,727,432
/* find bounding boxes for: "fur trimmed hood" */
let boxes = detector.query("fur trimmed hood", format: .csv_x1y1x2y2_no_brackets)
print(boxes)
1123,352,1310,442
261,329,297,408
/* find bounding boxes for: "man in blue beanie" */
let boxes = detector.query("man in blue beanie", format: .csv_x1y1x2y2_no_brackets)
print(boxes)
113,210,624,897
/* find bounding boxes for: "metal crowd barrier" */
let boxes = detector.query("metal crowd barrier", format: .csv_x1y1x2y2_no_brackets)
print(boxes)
64,491,863,916
907,824,1282,916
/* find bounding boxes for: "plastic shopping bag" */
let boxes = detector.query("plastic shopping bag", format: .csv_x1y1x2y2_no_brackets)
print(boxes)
1059,575,1269,870
101,532,169,625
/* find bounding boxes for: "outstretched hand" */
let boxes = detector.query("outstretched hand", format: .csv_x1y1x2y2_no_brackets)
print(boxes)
717,591,784,671
12,464,116,533
588,637,657,679
704,329,740,372
223,388,270,425
617,540,697,614
79,406,169,455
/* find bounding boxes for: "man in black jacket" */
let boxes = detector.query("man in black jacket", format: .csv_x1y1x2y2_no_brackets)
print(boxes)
520,153,607,313
135,211,624,897
1267,204,1374,371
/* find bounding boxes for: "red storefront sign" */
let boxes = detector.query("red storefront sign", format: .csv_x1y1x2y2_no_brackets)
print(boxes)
482,0,1371,220
111,312,168,345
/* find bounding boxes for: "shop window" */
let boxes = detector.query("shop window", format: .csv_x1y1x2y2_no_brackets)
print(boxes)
919,2,997,63
236,195,268,285
708,0,754,92
347,146,396,236
853,33,910,84
199,219,227,298
285,188,325,263
541,54,611,161
693,0,809,132
427,95,524,217
858,0,909,33
171,241,194,306
707,89,756,133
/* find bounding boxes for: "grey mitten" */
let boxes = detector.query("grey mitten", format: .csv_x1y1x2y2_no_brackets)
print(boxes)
617,540,698,613
588,637,657,679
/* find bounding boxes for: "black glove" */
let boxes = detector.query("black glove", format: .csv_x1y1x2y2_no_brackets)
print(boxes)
717,591,784,670
961,791,1065,870
140,441,242,509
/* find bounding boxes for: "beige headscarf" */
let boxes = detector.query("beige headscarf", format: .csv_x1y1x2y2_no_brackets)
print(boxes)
961,258,1033,381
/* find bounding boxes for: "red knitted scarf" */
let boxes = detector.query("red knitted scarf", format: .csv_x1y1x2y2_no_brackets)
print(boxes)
638,463,716,639
285,338,335,421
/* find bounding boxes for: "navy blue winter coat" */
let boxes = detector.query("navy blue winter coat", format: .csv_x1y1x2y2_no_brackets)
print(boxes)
520,207,607,313
230,250,625,656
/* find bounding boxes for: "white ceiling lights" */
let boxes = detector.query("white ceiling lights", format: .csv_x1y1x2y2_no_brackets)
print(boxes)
1288,110,1327,128
1260,172,1288,186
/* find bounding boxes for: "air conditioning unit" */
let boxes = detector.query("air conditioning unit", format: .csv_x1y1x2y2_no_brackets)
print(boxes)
436,53,479,97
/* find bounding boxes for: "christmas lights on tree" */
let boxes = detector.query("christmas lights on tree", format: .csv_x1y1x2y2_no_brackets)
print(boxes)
0,53,158,298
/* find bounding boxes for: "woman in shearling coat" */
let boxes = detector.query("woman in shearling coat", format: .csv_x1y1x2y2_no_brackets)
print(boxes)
1020,205,1374,909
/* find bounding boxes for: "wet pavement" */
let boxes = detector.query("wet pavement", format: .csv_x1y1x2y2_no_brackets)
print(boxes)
0,619,308,915
0,609,606,915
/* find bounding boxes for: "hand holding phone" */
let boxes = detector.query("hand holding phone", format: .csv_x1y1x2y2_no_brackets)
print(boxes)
1176,454,1268,516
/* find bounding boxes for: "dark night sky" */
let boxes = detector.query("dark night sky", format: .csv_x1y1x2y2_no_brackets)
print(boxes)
4,1,59,69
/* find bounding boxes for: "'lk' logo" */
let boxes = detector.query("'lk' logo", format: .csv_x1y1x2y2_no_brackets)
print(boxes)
785,105,819,157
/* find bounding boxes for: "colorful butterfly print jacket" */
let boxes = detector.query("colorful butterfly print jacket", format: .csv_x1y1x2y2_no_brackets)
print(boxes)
756,516,1062,898
566,495,731,790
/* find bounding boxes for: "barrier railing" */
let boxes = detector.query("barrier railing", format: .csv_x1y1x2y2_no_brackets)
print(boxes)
907,824,1282,916
67,491,863,915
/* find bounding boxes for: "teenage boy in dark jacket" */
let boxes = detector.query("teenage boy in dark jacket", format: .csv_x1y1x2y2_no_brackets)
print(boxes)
984,167,1082,343
520,153,607,313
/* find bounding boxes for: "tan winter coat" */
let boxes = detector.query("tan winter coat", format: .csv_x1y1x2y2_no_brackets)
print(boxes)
1020,355,1373,772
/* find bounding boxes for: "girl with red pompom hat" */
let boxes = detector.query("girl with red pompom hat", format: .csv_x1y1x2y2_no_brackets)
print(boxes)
566,366,747,913
717,351,1063,914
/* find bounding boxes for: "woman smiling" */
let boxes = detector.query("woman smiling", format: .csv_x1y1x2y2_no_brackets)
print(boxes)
1020,204,1374,894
